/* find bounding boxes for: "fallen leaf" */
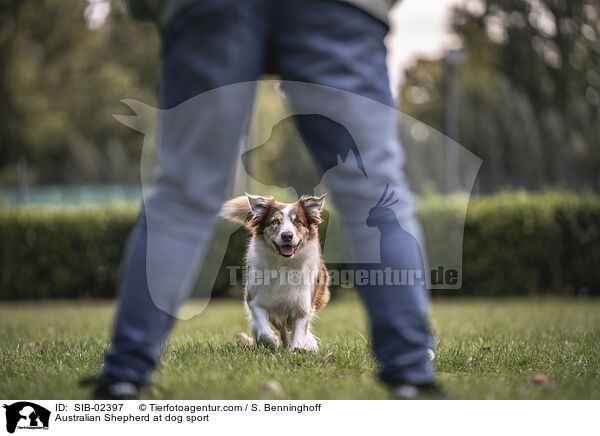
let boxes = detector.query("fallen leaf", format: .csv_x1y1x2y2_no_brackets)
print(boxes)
532,374,549,386
260,380,283,396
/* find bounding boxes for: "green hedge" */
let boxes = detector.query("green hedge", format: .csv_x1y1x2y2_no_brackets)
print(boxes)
1,192,599,300
457,192,600,296
0,205,135,299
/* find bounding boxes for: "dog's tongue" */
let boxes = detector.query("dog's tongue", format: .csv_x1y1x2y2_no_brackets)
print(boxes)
280,245,294,256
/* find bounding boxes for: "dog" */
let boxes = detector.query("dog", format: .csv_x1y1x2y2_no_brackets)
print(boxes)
221,193,330,351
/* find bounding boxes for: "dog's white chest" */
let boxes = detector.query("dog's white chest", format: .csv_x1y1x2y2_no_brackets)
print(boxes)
246,238,320,318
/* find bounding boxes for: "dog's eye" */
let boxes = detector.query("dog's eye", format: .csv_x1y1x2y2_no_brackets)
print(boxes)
271,219,280,226
294,218,302,224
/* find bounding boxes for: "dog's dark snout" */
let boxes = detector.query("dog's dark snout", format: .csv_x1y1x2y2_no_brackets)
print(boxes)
281,232,293,242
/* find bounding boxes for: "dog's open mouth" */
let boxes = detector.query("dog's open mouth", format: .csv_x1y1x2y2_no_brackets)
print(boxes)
274,243,299,258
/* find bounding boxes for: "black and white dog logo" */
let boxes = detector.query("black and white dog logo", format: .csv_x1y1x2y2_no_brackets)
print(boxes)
3,402,50,434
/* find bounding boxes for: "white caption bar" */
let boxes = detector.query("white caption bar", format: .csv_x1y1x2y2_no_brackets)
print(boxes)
1,400,597,436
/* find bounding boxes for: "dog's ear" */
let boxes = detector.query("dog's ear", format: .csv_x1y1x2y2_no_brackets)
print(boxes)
300,194,326,224
220,196,254,226
246,194,273,226
220,194,273,228
246,193,270,216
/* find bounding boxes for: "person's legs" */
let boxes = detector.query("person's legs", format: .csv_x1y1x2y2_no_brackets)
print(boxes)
101,0,269,388
274,0,434,387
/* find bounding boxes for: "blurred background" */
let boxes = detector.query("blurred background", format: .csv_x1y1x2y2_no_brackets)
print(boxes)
0,0,599,299
1,0,599,200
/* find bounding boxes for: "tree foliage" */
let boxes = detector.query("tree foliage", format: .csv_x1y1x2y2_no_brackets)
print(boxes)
0,0,158,184
400,0,600,192
1,0,598,192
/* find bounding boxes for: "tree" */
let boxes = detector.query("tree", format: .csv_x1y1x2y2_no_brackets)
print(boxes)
0,0,159,185
400,0,600,192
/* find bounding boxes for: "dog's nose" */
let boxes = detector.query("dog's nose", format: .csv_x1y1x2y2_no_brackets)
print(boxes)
281,232,293,242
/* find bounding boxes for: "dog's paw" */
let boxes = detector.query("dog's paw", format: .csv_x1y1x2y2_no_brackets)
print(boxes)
236,332,254,346
291,342,318,352
292,335,318,352
257,332,280,349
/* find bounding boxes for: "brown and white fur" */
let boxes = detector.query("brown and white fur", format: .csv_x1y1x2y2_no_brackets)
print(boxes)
221,193,330,351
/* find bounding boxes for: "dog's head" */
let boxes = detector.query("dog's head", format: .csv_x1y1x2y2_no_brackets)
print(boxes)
221,194,326,258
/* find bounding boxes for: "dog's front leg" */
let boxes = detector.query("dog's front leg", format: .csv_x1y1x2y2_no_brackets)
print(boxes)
291,316,318,351
248,301,280,349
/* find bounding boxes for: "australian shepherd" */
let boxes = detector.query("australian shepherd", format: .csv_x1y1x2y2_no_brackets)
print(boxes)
221,193,330,351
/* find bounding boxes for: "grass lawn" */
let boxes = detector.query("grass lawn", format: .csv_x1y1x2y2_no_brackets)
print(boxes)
1,294,599,399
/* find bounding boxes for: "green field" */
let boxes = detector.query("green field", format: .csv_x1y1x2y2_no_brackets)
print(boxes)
1,295,599,399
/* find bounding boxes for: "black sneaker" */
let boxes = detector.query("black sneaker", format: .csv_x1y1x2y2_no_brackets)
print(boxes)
392,382,446,399
81,376,141,400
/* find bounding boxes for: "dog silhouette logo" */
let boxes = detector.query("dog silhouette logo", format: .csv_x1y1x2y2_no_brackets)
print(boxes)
241,114,367,195
3,402,50,434
111,80,481,320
